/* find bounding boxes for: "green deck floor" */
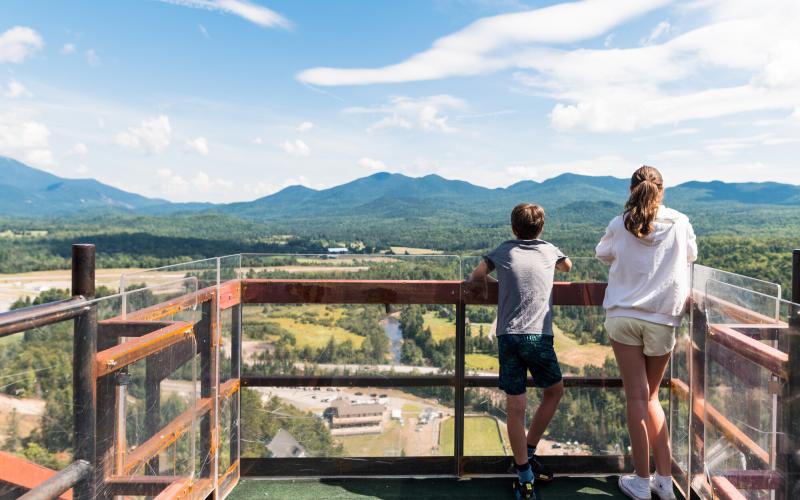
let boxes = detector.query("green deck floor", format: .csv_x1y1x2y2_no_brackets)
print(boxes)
228,476,633,499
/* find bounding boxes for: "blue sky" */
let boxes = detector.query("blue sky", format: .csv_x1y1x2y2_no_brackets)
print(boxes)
1,0,799,202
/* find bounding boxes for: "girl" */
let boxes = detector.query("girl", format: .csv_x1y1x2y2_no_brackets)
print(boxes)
596,166,697,500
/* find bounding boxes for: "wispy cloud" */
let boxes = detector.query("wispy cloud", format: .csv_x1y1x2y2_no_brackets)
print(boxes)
344,95,466,133
280,139,310,157
115,115,172,154
358,157,387,171
187,136,209,155
296,121,315,133
297,0,670,85
157,0,291,29
60,43,76,55
4,80,32,99
0,26,43,63
198,24,210,38
85,49,101,67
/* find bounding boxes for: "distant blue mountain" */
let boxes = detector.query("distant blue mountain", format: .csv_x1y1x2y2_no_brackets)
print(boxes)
0,157,165,216
2,156,799,219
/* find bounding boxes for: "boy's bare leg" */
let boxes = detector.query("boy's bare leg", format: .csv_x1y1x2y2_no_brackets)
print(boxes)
526,381,564,448
506,393,529,465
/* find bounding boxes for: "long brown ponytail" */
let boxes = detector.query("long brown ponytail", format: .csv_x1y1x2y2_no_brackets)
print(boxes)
624,165,663,238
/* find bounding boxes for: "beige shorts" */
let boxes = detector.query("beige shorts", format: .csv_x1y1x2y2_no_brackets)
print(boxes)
605,317,676,356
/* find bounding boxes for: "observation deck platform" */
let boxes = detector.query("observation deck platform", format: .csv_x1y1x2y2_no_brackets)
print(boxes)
228,476,629,499
0,248,798,500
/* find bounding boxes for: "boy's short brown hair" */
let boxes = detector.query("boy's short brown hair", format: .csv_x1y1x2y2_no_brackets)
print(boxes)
511,203,545,239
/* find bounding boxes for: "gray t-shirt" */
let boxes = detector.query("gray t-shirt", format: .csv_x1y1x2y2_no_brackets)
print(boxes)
483,239,567,336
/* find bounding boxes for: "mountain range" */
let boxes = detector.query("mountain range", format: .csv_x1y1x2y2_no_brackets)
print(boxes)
2,156,800,220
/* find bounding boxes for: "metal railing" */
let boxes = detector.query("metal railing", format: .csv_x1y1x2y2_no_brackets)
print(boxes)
0,247,798,499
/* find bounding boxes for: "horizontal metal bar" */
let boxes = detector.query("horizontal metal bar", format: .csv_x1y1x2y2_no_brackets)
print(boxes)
124,286,216,321
242,279,461,305
242,375,456,388
242,375,666,389
460,455,634,475
0,297,87,338
96,321,194,377
241,456,455,477
240,454,634,478
240,279,608,307
466,375,669,388
220,378,241,400
219,280,242,310
152,478,192,500
17,460,91,500
708,324,788,379
462,281,607,306
123,397,212,474
97,320,174,339
710,475,747,500
105,475,184,497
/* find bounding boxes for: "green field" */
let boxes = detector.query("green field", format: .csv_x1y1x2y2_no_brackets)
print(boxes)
336,421,402,456
465,353,499,372
439,416,505,455
423,312,455,341
268,317,364,349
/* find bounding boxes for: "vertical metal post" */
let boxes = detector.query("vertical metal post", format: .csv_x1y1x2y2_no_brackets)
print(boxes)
230,304,242,466
787,250,800,499
72,244,96,500
455,300,466,476
198,300,215,479
144,362,161,474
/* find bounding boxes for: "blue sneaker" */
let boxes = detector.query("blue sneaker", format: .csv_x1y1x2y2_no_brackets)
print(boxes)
512,478,539,500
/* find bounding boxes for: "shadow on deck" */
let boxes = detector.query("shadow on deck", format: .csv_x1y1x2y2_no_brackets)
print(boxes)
229,476,634,499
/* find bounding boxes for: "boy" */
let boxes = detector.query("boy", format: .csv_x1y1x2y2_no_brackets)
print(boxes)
470,203,572,500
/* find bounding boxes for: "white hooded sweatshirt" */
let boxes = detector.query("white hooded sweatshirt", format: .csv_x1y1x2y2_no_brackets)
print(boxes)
596,205,697,327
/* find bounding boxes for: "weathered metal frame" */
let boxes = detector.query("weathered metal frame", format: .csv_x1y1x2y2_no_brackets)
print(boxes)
2,250,798,499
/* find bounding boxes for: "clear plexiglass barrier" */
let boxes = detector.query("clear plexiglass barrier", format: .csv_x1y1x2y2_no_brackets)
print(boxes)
5,252,800,499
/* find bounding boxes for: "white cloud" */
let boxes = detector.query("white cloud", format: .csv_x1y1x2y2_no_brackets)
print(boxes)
358,157,387,171
68,142,89,157
300,0,800,135
60,43,76,54
198,24,210,39
604,33,615,48
280,139,310,157
76,164,89,175
297,0,670,85
251,137,263,144
85,49,101,67
704,133,800,156
156,0,291,29
155,168,234,197
345,95,466,133
0,112,55,169
0,113,50,150
187,136,209,155
24,149,55,167
640,20,671,46
296,121,314,133
115,115,172,154
4,80,32,98
525,1,800,132
0,26,43,63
